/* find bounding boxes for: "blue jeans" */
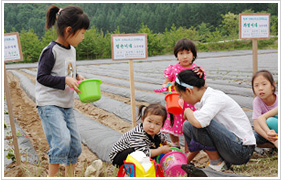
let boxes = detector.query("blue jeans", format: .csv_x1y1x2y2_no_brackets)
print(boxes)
254,131,270,145
38,105,82,165
254,116,278,146
183,120,254,165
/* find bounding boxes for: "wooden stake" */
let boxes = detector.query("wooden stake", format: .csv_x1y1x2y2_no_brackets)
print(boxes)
4,64,21,165
252,39,258,75
129,60,137,127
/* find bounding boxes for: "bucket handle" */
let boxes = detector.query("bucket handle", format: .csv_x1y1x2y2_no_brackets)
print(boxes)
117,164,126,177
168,85,176,94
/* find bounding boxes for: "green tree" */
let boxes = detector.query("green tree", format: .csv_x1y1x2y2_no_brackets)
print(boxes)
270,16,278,35
241,9,255,13
206,28,222,42
76,27,98,60
197,22,212,42
220,12,239,39
20,28,41,62
40,28,57,49
267,3,278,16
138,23,164,56
103,31,112,58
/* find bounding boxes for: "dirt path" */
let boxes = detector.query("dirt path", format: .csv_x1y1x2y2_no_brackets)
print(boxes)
4,70,149,177
4,72,101,177
13,70,138,133
4,70,209,177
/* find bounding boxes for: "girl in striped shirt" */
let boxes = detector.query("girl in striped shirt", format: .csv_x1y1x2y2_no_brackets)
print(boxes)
109,103,173,167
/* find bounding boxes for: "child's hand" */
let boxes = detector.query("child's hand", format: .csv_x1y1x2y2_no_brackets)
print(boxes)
266,130,278,142
159,145,172,154
162,82,171,88
162,140,170,146
66,77,81,94
77,74,85,81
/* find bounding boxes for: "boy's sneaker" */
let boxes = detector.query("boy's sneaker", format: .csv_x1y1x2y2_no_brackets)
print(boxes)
206,161,228,171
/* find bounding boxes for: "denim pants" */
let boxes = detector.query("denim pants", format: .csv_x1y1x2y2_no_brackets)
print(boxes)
183,120,254,165
254,131,270,145
38,105,82,165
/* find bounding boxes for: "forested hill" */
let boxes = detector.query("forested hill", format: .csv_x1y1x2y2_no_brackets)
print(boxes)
4,3,278,37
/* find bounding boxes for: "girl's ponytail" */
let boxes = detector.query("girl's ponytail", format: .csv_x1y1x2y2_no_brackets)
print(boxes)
169,112,174,127
138,105,146,121
46,5,60,30
138,103,172,127
45,5,89,38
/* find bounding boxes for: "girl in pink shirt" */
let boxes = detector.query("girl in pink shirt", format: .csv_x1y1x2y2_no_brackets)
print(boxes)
161,38,205,155
252,70,278,148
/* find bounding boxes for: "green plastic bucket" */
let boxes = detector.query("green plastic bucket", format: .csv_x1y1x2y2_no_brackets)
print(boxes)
78,79,102,103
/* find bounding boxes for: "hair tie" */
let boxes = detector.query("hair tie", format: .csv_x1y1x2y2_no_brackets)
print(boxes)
175,77,193,89
193,67,205,78
57,8,63,15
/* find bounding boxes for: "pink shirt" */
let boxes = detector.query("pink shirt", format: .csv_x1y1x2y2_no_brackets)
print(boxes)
164,63,198,81
252,93,278,120
161,62,205,136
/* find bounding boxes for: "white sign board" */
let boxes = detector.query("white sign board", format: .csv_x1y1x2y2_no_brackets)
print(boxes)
4,32,23,62
111,34,147,60
239,13,270,39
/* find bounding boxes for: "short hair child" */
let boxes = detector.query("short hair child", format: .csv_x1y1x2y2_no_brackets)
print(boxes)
173,38,197,62
109,103,173,167
161,38,205,155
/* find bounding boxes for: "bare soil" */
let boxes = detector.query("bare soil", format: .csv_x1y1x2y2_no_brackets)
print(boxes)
4,71,209,177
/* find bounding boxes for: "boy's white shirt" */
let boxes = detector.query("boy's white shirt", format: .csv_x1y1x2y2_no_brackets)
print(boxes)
194,87,256,145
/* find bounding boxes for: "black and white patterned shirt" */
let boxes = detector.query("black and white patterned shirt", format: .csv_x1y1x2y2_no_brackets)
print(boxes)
109,123,167,162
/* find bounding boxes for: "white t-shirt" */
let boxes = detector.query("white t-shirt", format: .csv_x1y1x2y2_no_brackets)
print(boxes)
194,87,256,145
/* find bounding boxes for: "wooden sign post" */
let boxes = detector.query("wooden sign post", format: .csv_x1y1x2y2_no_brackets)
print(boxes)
4,32,23,165
111,34,148,127
239,13,270,75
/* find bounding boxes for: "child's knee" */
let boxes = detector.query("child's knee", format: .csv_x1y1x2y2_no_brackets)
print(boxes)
56,136,71,154
266,116,278,133
183,120,193,133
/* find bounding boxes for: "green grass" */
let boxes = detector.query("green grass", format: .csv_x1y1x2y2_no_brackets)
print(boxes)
233,153,278,177
196,36,278,53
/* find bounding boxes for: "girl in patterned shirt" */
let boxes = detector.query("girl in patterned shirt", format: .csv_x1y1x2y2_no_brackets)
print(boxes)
109,103,173,167
161,38,205,154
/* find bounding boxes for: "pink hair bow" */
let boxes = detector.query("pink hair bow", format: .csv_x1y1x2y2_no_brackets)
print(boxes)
57,8,63,15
